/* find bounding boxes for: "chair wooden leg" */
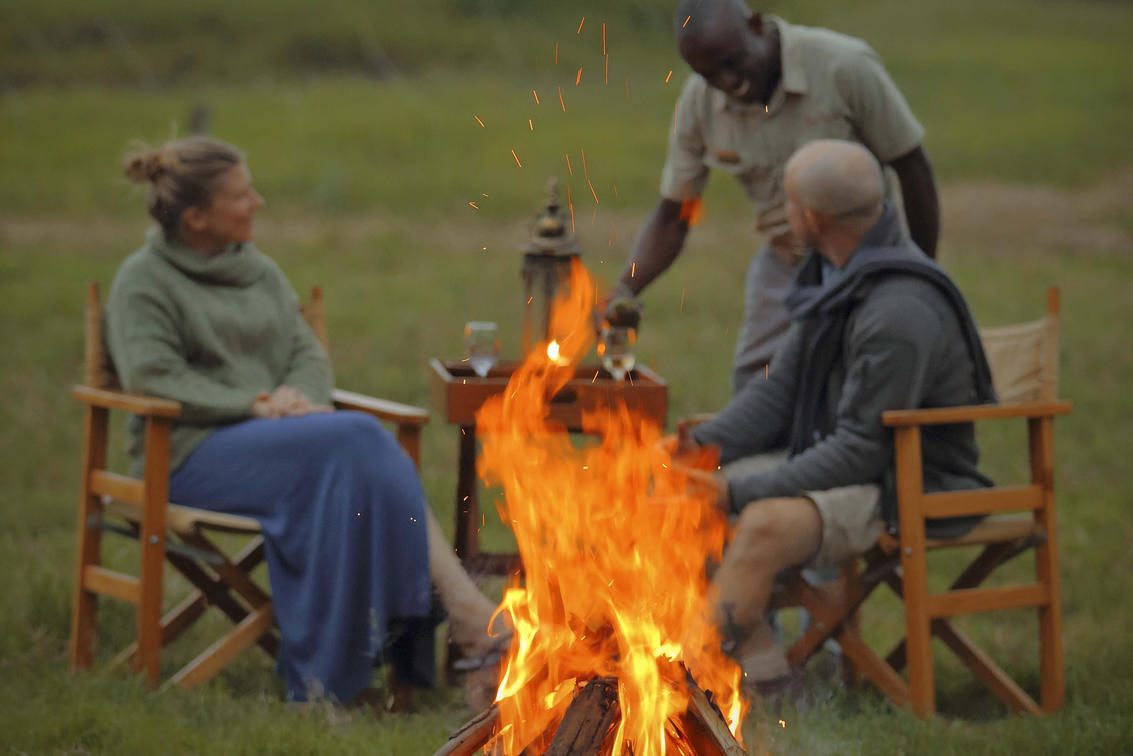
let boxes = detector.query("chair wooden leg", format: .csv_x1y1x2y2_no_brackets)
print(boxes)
839,561,862,687
70,406,108,672
111,591,209,670
136,417,172,686
1030,417,1065,712
894,426,935,717
935,619,1041,715
166,604,275,691
836,626,910,708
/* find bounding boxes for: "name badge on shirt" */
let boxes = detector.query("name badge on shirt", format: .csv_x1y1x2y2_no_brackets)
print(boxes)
714,149,741,165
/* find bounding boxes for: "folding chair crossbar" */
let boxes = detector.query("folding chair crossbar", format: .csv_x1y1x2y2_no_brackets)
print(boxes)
110,535,278,673
97,517,226,566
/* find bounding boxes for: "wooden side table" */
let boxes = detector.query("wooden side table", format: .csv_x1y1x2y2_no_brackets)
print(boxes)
429,358,668,577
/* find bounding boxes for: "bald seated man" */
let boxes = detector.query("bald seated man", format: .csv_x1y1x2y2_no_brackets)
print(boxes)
606,0,939,395
679,139,993,700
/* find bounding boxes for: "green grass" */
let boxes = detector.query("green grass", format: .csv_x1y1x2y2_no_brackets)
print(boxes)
2,0,1133,753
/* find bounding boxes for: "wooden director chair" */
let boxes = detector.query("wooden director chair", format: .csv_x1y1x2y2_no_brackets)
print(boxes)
773,286,1072,717
70,283,429,691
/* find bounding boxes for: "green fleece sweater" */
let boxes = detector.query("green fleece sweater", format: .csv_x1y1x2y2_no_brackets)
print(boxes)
106,227,333,472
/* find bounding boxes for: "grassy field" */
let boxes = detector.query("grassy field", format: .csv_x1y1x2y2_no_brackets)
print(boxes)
2,0,1132,753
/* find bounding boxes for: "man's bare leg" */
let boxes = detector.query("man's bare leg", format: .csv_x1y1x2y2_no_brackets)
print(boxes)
711,496,823,684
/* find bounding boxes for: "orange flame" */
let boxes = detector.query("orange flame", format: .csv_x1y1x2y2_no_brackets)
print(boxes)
477,260,746,754
679,196,704,227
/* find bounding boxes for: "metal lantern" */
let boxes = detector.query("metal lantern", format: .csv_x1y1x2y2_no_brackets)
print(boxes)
520,177,580,355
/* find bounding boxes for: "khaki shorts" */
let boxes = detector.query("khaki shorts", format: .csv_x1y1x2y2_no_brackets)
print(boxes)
724,452,883,570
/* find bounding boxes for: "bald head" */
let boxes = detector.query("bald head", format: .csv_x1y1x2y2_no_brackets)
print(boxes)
785,140,885,227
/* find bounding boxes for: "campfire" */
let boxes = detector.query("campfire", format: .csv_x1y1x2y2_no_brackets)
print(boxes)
437,260,747,755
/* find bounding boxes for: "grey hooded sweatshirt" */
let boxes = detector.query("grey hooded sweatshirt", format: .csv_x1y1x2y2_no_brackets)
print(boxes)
692,206,994,530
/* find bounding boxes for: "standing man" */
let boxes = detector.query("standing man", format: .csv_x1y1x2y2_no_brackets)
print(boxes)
605,0,939,394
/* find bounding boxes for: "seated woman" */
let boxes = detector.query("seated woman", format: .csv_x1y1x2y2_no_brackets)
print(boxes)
108,135,503,707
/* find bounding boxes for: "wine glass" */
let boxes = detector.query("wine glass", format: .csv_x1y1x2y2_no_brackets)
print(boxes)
598,326,636,381
464,321,500,378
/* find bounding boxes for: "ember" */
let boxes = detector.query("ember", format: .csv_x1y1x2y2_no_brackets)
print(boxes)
464,260,746,754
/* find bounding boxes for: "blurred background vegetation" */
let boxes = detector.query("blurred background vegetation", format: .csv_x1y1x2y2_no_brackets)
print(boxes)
1,0,1131,753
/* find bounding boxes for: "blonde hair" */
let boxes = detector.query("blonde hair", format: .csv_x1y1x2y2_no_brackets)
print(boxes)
123,137,244,237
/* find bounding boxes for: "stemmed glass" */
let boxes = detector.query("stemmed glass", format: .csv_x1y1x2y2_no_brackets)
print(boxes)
598,326,636,381
464,321,501,378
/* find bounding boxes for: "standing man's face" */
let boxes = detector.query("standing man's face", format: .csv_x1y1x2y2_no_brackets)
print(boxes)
677,15,777,104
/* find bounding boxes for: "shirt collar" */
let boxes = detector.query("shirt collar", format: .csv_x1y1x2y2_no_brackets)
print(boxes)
713,16,808,114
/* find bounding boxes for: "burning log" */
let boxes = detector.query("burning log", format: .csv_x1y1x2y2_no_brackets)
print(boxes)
545,678,619,755
435,705,500,756
676,673,747,756
434,673,745,756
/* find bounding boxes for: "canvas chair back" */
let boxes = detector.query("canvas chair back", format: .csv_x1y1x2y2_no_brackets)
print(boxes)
979,288,1060,403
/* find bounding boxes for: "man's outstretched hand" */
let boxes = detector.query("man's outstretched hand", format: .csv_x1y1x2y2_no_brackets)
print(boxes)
664,425,731,514
601,281,643,330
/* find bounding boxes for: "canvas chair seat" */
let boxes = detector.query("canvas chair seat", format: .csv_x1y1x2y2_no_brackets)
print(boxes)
69,283,430,695
923,516,1041,551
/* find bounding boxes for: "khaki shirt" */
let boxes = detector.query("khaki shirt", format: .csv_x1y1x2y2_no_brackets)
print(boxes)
660,17,924,249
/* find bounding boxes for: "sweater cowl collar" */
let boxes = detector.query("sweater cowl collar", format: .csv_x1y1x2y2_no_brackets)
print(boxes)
786,204,927,318
145,226,268,287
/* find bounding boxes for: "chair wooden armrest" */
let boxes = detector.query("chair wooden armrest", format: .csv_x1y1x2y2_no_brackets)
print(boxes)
72,384,182,418
882,400,1072,428
331,388,429,426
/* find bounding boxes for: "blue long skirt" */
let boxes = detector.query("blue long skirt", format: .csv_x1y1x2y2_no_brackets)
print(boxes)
168,411,434,703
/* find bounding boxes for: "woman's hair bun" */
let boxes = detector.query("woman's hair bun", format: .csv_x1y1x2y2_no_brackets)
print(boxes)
123,145,178,184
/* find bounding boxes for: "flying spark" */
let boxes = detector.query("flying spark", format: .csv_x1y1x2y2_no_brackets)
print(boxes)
580,146,589,177
511,149,523,168
602,22,607,55
682,15,691,28
474,115,486,128
567,187,576,234
576,66,583,86
605,54,609,85
631,262,637,278
529,118,534,130
468,201,480,210
554,43,559,65
577,16,585,34
558,85,567,112
665,69,673,84
587,178,599,205
565,153,574,176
